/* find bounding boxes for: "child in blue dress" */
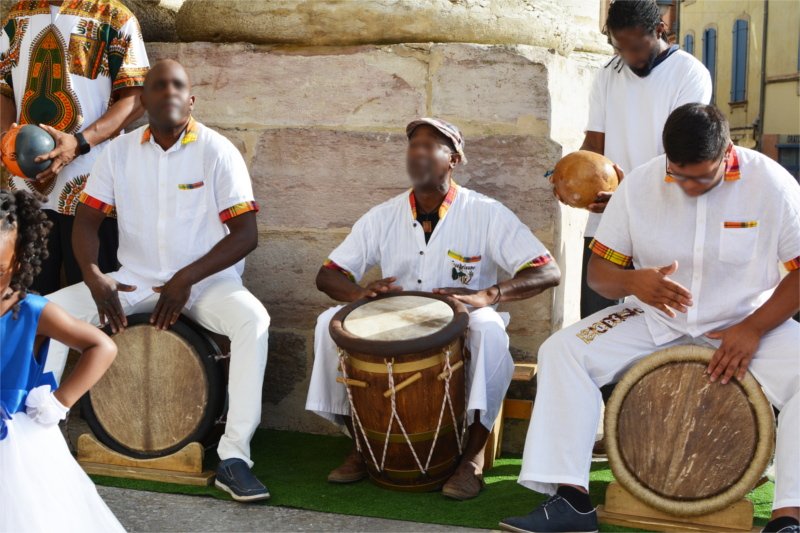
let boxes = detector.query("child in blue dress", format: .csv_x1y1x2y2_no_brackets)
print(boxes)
0,190,124,532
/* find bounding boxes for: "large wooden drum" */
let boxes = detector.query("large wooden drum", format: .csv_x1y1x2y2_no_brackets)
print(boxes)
330,292,470,491
605,345,775,516
81,314,227,459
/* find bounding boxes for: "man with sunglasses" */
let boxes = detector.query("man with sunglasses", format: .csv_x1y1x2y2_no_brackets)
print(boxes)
503,104,799,533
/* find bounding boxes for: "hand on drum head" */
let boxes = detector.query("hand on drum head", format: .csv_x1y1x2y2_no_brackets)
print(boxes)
432,286,495,308
705,322,762,384
629,260,693,318
151,273,192,330
33,124,80,181
585,165,624,213
362,277,403,298
85,273,137,333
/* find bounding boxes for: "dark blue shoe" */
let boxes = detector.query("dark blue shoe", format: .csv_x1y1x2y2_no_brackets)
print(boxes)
500,495,598,533
215,458,270,502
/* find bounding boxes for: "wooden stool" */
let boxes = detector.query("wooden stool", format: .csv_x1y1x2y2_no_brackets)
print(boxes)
483,363,537,469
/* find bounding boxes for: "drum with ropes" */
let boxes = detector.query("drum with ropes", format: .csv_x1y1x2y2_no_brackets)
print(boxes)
330,292,470,492
81,314,228,459
605,345,775,517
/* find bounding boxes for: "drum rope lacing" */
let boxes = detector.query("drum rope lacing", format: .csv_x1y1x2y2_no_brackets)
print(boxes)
338,345,467,476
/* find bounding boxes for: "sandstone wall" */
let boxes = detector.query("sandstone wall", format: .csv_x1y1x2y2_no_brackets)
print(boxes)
143,41,605,436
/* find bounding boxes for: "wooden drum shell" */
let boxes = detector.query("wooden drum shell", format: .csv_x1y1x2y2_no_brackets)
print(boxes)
330,292,470,491
605,345,775,517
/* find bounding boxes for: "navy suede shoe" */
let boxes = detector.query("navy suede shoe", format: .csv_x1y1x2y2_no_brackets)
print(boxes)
500,495,598,533
215,458,270,502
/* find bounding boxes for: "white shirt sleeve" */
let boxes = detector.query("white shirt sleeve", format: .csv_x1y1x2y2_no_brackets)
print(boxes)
585,67,608,133
673,61,713,108
327,210,380,282
488,203,552,275
778,179,800,269
592,176,633,266
81,142,117,212
211,138,259,222
111,15,149,92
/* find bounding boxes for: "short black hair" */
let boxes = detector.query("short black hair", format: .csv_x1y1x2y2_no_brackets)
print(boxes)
0,189,52,318
605,0,663,35
663,104,730,165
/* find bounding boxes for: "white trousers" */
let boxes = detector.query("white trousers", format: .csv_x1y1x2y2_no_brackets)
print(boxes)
518,303,800,510
306,305,515,431
44,277,270,467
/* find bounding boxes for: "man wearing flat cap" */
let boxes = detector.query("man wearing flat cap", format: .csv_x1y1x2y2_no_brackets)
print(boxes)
305,118,561,499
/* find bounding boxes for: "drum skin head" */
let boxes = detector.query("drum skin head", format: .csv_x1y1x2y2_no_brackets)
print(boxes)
330,291,469,358
0,125,54,179
343,295,454,341
605,345,775,517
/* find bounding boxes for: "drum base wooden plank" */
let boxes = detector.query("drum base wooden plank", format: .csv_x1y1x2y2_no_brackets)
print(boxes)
598,482,756,533
77,433,214,486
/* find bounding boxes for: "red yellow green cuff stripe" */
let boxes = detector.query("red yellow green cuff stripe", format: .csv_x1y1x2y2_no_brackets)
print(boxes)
589,239,632,268
784,257,800,272
78,192,115,216
515,253,553,273
219,201,259,222
323,259,355,282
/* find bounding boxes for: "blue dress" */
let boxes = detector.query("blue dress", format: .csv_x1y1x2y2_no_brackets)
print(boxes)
0,294,124,533
0,294,56,440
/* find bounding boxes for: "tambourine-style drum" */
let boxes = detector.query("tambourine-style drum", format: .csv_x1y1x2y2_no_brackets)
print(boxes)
605,345,775,516
81,314,227,459
330,292,470,492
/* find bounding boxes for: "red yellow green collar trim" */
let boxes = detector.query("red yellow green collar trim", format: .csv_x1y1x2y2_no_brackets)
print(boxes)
409,180,459,220
665,145,740,183
140,116,199,146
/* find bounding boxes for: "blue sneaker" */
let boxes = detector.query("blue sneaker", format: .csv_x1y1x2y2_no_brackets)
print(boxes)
215,458,270,502
500,495,598,533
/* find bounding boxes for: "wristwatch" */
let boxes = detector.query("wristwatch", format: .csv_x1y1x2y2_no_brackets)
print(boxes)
75,132,91,155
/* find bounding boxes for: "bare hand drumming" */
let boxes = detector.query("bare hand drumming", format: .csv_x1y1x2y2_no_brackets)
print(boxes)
33,124,80,181
705,321,763,385
362,276,403,298
628,260,693,318
85,274,136,333
432,286,498,308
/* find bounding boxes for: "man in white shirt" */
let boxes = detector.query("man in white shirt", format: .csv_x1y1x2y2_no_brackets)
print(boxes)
565,0,712,318
44,60,271,503
0,0,150,294
306,118,561,500
503,105,799,533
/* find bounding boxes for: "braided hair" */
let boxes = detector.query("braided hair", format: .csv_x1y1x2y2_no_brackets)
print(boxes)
605,0,664,36
0,189,52,318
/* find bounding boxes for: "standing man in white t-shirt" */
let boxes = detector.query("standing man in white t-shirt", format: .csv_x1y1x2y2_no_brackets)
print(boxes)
569,0,712,319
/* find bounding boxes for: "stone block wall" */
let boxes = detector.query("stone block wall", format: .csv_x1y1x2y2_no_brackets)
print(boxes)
142,40,605,436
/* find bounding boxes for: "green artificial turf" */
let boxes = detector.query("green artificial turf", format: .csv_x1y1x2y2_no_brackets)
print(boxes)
91,429,774,531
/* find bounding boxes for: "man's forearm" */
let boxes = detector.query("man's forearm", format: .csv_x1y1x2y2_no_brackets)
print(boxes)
587,254,633,299
177,232,255,286
743,269,800,335
316,267,365,303
496,262,561,303
72,206,105,280
80,88,144,148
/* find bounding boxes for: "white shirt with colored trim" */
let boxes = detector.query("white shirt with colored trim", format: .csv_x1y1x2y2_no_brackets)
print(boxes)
80,119,259,309
584,49,712,237
1,0,149,214
326,184,553,294
593,147,800,345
